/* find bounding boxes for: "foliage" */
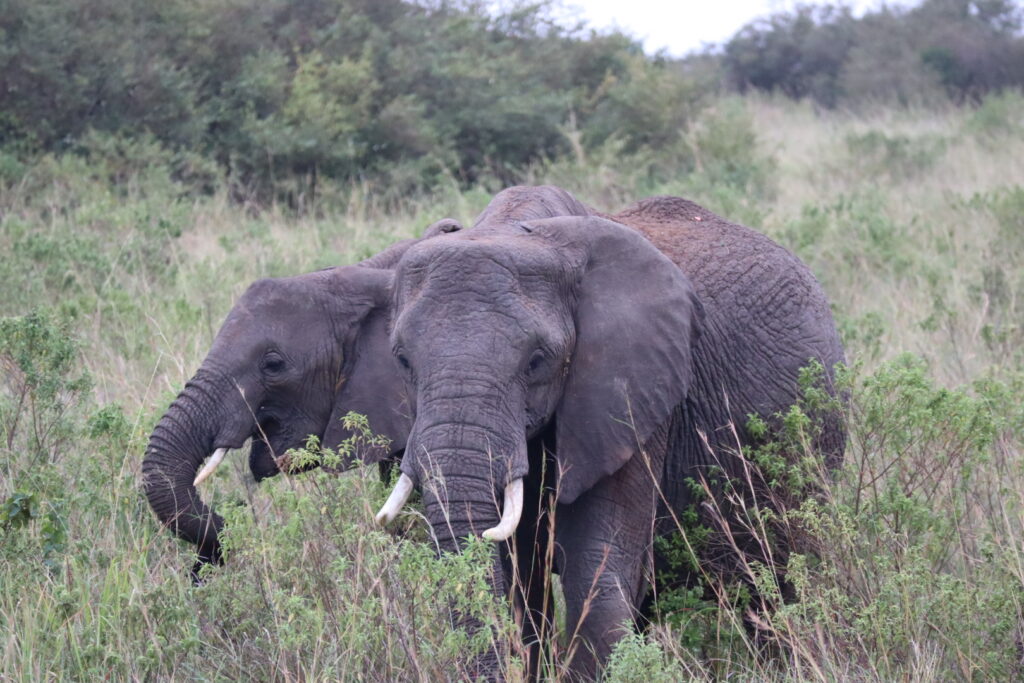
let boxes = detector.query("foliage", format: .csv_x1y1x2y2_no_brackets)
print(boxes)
966,89,1024,139
0,0,709,205
724,0,1024,107
0,310,86,580
199,452,516,679
724,5,857,107
2,0,1021,208
771,357,1024,679
604,631,686,682
0,310,91,471
533,96,776,227
643,356,1024,680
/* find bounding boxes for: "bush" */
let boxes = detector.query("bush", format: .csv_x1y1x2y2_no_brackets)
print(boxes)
845,130,947,178
645,356,1024,680
0,310,91,469
604,631,686,682
0,0,709,206
724,5,857,107
0,310,90,579
723,0,1024,108
966,89,1024,140
681,98,778,223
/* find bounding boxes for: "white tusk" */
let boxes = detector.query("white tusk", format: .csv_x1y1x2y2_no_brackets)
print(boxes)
482,478,524,542
193,448,228,486
375,473,415,525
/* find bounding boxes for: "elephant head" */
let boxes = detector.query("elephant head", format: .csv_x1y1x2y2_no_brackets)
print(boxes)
377,210,702,668
142,264,407,576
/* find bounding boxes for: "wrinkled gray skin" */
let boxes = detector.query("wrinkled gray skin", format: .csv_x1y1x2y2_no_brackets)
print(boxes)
142,221,459,580
608,195,847,582
387,186,845,679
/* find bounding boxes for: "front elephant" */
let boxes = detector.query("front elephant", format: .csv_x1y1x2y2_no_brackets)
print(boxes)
378,204,703,679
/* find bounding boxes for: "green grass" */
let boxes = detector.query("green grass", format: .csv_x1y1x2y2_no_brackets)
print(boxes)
2,92,1024,680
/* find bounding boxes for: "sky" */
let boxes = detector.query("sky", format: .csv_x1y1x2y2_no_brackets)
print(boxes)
556,1,914,56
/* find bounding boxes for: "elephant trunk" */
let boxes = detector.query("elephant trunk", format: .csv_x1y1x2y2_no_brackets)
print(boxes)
403,406,527,680
405,416,527,546
142,372,251,574
422,471,509,680
421,471,506,551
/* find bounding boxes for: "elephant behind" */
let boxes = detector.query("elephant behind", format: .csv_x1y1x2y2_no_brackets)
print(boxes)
465,184,847,504
487,188,849,596
142,221,459,579
610,195,847,602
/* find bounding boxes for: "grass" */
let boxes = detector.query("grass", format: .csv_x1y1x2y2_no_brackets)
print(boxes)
2,91,1023,680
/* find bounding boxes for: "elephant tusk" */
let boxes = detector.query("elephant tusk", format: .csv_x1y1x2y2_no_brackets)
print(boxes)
375,473,414,525
193,448,228,486
482,478,524,542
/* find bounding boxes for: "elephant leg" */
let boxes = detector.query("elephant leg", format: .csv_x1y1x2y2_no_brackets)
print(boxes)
555,427,668,679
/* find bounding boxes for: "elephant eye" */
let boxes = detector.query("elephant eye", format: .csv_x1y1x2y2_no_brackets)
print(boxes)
527,350,546,375
396,353,411,371
262,353,286,374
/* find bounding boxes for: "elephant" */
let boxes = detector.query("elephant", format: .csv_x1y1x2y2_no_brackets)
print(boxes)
142,220,460,580
608,194,847,597
373,186,846,679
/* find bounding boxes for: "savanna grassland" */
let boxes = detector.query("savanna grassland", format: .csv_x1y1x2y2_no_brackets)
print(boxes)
2,89,1023,680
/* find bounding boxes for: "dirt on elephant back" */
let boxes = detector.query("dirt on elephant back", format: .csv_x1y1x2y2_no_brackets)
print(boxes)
606,196,793,274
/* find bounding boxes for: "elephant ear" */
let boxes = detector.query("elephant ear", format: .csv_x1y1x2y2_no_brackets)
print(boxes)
530,216,703,504
323,268,410,464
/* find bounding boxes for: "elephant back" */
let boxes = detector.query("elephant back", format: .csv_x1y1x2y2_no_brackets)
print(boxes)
610,196,846,505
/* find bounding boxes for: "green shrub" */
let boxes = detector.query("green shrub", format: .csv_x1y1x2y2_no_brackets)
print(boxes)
197,465,517,678
955,186,1024,367
0,0,713,204
845,129,947,178
724,1,1024,108
782,194,914,276
0,310,91,469
605,631,686,682
0,310,88,583
639,355,1024,680
678,98,778,224
967,90,1024,139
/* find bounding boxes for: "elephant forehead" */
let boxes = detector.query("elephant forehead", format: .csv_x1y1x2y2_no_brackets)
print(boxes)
397,235,567,297
234,293,317,332
398,272,536,336
394,240,572,346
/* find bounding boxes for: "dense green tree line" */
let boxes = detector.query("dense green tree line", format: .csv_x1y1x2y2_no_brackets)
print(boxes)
1,0,1021,203
0,0,704,202
724,0,1024,106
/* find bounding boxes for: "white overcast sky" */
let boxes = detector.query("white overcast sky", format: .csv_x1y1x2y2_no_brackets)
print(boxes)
555,1,915,56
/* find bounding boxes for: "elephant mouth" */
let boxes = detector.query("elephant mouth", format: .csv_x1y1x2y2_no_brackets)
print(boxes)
248,416,321,481
249,417,283,481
